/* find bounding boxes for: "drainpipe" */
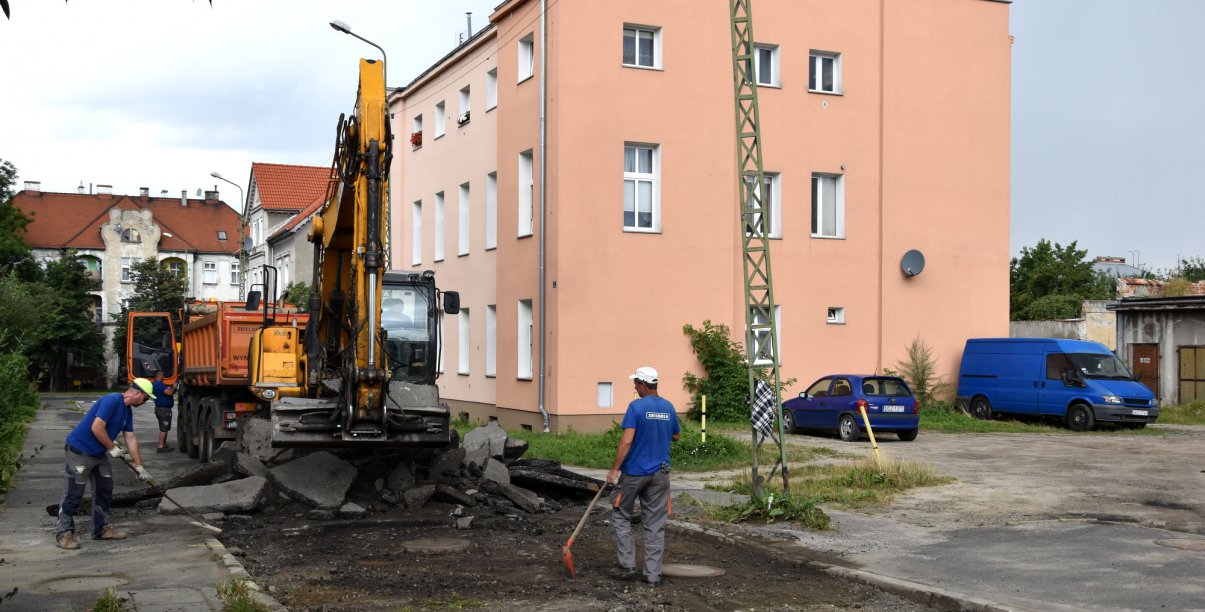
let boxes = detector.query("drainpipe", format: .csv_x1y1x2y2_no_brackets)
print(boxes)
536,0,550,432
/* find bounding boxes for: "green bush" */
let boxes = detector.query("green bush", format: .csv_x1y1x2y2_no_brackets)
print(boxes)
682,320,750,422
0,341,39,497
895,337,951,409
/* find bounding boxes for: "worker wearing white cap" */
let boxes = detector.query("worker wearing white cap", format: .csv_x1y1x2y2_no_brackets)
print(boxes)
54,378,155,550
607,366,681,586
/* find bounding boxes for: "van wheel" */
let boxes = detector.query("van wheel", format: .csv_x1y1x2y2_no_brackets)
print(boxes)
970,396,994,420
1066,404,1096,432
781,410,798,434
838,414,859,442
897,429,918,442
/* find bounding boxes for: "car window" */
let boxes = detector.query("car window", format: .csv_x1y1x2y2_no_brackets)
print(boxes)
863,378,911,397
1046,353,1074,380
805,378,831,398
830,378,853,397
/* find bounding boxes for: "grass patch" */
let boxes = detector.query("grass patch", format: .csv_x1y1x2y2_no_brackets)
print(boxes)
216,579,270,612
709,457,953,510
1157,401,1205,425
920,401,1065,434
412,594,485,610
688,491,830,530
90,587,127,612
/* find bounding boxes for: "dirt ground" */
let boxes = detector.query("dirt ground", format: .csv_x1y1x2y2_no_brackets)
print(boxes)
217,497,927,612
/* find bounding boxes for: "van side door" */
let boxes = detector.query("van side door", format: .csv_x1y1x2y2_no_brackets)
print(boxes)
1038,352,1079,416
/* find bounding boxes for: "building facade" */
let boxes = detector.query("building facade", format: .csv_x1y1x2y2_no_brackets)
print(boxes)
243,162,330,297
13,184,242,382
1112,296,1205,406
390,0,1012,431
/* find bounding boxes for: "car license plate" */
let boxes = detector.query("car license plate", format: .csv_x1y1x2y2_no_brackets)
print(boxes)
882,405,905,413
1131,410,1149,416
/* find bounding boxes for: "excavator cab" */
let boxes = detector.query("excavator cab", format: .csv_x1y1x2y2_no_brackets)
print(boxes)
126,312,179,385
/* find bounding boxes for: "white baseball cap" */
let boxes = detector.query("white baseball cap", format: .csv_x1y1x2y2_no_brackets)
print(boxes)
628,366,659,384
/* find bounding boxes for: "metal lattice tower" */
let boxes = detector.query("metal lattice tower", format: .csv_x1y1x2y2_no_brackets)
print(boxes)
730,0,790,496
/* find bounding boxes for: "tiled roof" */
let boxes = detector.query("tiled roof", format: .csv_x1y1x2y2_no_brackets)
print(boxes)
13,191,241,254
268,191,327,243
250,162,331,212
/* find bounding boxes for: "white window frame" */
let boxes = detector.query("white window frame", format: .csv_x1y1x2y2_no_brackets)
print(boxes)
485,172,498,250
811,173,845,239
458,307,471,375
230,261,240,285
274,255,290,290
754,44,780,87
623,143,660,233
518,299,533,380
743,172,781,239
518,34,534,82
486,68,498,110
828,307,846,325
437,311,445,373
202,261,218,285
518,150,534,237
809,50,842,94
457,85,471,126
749,305,783,366
411,200,423,265
434,191,445,261
622,25,662,69
434,101,446,138
597,382,613,408
458,182,470,256
485,304,497,377
120,257,134,283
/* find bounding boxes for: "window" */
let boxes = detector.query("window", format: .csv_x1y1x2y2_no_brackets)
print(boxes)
457,86,471,126
809,50,842,94
811,173,844,238
81,256,102,281
412,114,423,147
411,200,423,265
203,261,218,285
434,101,446,138
230,261,240,285
1046,353,1075,380
485,172,498,250
623,144,659,231
458,308,471,375
755,44,780,86
485,304,497,377
162,259,185,279
743,172,781,239
518,34,534,82
518,150,534,237
121,228,141,243
827,307,845,324
486,69,498,110
518,299,533,379
120,257,134,282
275,255,290,289
622,25,660,69
458,182,470,256
749,305,782,366
598,382,613,408
217,231,227,240
434,191,445,261
437,312,445,373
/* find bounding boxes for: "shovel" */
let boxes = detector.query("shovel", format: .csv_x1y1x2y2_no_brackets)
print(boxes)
117,454,223,534
561,482,609,578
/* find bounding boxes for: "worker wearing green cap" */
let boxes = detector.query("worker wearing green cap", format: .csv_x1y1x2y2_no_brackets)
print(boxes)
54,378,155,550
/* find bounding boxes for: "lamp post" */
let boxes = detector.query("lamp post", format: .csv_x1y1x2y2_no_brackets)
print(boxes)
329,20,387,88
211,171,247,299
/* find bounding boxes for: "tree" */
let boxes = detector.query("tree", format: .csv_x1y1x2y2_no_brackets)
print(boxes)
0,159,35,279
26,252,105,390
111,258,189,379
281,281,312,308
1010,239,1114,320
1171,256,1205,283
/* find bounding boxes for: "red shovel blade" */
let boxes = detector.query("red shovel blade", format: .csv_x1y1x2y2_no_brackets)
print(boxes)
561,539,576,578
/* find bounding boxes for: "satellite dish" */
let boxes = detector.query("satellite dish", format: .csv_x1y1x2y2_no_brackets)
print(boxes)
901,249,925,277
242,237,253,252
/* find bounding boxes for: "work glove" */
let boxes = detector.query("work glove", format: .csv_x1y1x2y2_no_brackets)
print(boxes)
134,465,151,482
108,446,130,461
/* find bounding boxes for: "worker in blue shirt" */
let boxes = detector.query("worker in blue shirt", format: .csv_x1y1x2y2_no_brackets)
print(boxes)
54,379,154,550
607,366,680,586
151,370,177,453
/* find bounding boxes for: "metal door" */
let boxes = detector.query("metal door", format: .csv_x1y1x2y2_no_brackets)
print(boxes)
1132,344,1159,399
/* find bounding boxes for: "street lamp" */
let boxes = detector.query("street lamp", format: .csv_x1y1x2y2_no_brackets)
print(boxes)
211,171,248,299
329,20,387,88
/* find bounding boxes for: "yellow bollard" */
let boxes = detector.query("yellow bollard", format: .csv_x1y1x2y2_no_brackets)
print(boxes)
858,403,884,471
701,395,707,444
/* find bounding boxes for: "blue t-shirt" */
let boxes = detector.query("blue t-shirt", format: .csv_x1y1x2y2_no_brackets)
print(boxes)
619,395,681,476
66,393,134,457
151,380,174,408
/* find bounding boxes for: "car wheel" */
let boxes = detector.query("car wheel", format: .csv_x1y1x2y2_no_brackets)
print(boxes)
838,414,859,442
970,396,994,420
897,428,918,442
1066,403,1096,432
781,410,798,434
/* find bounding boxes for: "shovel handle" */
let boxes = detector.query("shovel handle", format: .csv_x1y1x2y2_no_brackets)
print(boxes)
568,483,608,544
117,454,222,534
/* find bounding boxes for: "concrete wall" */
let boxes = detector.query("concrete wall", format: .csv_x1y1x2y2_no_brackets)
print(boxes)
1010,320,1082,340
1116,308,1205,405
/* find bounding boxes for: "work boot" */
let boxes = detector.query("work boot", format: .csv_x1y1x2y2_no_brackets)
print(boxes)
609,565,639,581
95,526,128,540
55,532,80,550
644,574,663,587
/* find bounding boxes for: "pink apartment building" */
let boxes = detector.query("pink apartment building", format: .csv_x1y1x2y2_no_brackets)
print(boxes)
390,0,1012,432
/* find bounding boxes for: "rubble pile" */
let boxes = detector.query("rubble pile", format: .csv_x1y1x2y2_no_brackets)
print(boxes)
155,420,605,529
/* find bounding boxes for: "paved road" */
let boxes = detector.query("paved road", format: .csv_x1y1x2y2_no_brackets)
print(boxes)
0,394,254,611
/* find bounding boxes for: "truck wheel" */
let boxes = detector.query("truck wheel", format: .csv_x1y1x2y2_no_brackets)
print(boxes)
970,396,994,420
185,398,200,459
199,409,214,463
176,407,187,452
1066,403,1096,432
838,414,859,442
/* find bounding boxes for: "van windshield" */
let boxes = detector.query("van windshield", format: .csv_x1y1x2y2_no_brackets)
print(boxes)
1066,353,1134,380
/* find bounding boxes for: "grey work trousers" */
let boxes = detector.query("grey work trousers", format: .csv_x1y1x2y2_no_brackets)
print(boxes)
55,446,114,539
611,470,671,581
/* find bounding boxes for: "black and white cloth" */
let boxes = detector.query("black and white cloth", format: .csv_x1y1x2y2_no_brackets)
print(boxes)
749,379,776,439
